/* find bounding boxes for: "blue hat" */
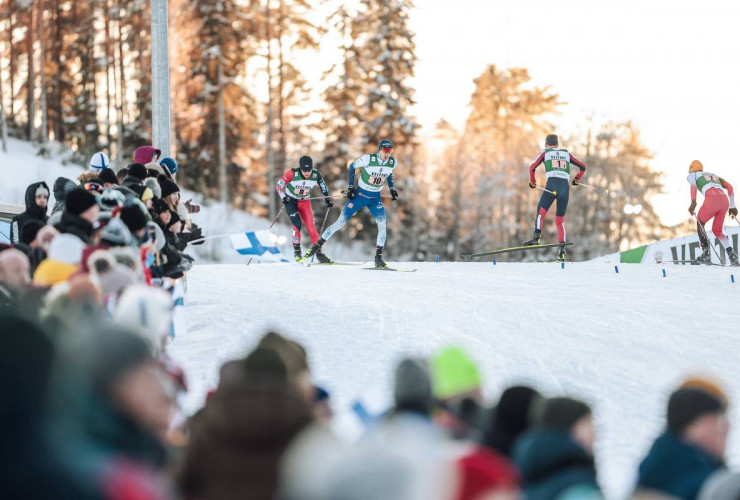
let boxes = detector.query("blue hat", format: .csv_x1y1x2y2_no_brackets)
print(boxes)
160,157,178,175
378,139,394,151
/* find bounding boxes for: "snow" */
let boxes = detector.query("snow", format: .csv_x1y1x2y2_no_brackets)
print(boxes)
169,260,740,498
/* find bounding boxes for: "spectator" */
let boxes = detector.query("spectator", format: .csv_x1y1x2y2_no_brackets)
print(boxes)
50,176,76,215
120,203,151,242
0,248,31,310
98,168,119,188
635,383,728,499
55,188,99,244
89,151,110,173
482,385,543,458
33,233,85,287
121,163,148,190
159,157,178,177
11,181,50,245
116,166,129,185
513,396,603,499
0,314,96,499
179,347,312,499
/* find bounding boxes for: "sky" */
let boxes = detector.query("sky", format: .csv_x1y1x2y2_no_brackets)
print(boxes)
408,0,740,226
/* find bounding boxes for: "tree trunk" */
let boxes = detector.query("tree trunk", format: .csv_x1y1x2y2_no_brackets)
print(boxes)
104,0,112,148
37,0,47,143
276,0,285,174
26,0,36,141
0,59,8,152
50,0,63,142
265,0,275,218
116,12,125,165
8,6,15,124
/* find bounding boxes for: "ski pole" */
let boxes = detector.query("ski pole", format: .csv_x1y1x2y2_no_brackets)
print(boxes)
535,186,558,196
341,190,393,199
577,182,609,193
319,206,332,234
289,193,346,201
268,205,285,230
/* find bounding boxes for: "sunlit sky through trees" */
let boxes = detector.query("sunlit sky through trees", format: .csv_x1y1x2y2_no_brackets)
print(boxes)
407,0,739,226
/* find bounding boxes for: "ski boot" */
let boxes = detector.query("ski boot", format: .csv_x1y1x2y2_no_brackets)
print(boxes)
523,230,542,246
375,254,388,268
293,246,302,262
695,246,711,264
557,245,567,263
316,250,333,264
299,243,321,263
727,247,740,267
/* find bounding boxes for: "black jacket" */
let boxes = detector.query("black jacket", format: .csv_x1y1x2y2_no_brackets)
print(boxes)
55,211,94,244
10,182,49,244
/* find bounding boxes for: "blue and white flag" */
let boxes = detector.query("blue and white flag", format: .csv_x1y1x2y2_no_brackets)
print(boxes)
229,230,288,262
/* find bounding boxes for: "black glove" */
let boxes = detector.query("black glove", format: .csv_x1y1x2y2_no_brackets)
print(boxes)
347,186,356,200
730,207,738,218
390,188,399,201
529,181,536,189
325,197,334,207
572,178,581,186
282,195,292,205
688,200,697,215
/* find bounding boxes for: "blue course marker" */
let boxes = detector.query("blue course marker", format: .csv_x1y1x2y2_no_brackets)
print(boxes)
662,269,666,278
435,254,439,263
614,265,619,274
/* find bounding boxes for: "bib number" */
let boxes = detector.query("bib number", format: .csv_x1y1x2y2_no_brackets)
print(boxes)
369,176,385,186
552,159,567,170
294,186,310,196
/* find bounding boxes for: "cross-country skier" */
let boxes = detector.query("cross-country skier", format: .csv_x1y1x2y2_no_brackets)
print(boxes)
523,134,587,262
276,156,333,263
301,139,399,268
687,160,739,266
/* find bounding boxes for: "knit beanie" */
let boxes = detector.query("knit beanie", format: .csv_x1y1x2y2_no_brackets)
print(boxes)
144,178,162,199
89,151,110,172
99,189,126,211
100,217,132,247
159,177,180,199
89,250,137,296
394,358,432,413
431,346,482,400
98,168,118,185
667,387,726,434
85,325,153,394
127,163,148,181
152,198,169,215
537,397,591,431
166,210,181,229
257,331,309,378
160,157,178,175
65,188,98,217
119,204,149,233
35,185,50,197
243,347,289,385
48,233,85,265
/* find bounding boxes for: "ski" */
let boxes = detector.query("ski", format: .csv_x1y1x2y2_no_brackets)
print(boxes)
311,261,368,266
362,267,417,272
461,242,573,259
658,259,725,267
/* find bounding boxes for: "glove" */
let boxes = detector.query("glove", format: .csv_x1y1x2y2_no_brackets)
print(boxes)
528,181,536,189
282,195,292,205
730,207,738,218
184,199,201,214
325,197,334,207
572,178,581,186
390,188,399,201
347,186,356,200
688,200,697,215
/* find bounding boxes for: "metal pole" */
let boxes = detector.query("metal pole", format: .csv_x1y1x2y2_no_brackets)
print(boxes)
151,0,171,156
218,56,227,205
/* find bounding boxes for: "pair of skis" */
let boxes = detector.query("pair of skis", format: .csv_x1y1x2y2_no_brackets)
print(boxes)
304,261,417,272
461,242,573,260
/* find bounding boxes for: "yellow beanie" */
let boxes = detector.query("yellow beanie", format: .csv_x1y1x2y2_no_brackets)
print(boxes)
689,160,703,173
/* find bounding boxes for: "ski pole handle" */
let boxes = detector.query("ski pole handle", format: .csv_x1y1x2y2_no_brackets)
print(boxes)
536,186,558,196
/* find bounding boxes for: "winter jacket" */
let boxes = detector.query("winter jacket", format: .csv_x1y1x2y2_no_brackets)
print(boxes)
513,429,603,500
121,175,144,190
51,177,77,214
178,382,312,500
10,181,49,244
636,432,725,500
55,211,94,244
13,241,46,275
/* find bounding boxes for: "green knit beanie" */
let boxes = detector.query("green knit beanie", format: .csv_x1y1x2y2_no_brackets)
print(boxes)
431,346,482,400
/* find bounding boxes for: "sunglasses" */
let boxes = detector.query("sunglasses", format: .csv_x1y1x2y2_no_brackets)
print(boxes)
380,147,394,153
83,182,103,193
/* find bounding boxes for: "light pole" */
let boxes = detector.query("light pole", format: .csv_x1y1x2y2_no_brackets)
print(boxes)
151,0,171,157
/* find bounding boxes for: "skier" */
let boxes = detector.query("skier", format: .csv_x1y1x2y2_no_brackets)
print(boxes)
523,134,586,262
276,156,334,263
687,160,739,266
301,139,399,268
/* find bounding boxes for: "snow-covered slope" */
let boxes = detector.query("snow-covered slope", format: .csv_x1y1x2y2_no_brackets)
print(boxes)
169,260,740,498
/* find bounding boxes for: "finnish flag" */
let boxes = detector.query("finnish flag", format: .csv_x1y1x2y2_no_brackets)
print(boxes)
229,231,288,262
